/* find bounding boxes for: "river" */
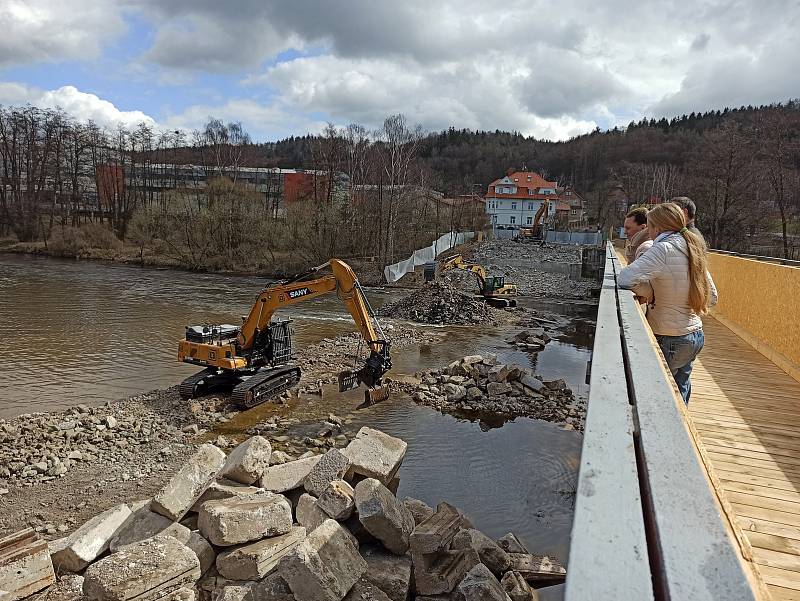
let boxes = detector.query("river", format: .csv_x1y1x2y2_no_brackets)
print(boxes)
0,252,597,598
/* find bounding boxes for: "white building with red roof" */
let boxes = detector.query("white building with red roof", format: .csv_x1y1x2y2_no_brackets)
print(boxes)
485,170,558,230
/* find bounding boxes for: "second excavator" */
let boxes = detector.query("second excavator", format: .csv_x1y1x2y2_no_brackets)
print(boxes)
440,254,518,308
177,259,391,407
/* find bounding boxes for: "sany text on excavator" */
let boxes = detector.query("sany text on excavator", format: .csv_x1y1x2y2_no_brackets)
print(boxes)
177,259,391,407
440,254,518,308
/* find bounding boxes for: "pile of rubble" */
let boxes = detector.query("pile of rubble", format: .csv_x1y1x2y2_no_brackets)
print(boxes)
3,427,566,601
410,355,584,431
377,281,500,325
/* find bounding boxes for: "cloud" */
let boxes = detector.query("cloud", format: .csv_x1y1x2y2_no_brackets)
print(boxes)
690,33,711,52
0,0,125,67
0,83,155,129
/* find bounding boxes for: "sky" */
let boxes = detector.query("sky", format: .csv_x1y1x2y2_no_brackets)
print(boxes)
1,0,798,142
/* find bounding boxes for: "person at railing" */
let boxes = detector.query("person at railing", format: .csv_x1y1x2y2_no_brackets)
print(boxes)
623,206,653,263
671,196,702,238
618,203,718,404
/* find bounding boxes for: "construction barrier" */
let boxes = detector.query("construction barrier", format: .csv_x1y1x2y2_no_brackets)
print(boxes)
383,231,474,283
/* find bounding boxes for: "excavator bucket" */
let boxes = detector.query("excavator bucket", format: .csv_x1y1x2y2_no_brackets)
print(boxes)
364,386,390,405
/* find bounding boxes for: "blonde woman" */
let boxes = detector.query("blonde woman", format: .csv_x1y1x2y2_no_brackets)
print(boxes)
618,203,718,404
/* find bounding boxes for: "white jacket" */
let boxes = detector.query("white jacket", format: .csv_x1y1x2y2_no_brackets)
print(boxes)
618,233,718,336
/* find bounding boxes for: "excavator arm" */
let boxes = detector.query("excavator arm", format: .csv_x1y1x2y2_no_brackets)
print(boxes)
441,254,488,292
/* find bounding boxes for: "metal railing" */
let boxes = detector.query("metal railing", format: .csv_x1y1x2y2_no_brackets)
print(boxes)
710,248,800,267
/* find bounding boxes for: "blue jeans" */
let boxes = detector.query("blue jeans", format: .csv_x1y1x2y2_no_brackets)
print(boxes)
655,330,705,405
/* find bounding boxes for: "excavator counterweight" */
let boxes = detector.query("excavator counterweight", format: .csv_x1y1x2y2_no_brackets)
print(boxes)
177,259,391,407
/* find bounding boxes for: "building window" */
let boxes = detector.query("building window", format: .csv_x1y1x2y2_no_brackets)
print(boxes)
566,191,572,196
492,215,497,223
571,209,578,215
511,202,517,210
527,216,533,225
528,188,534,195
510,216,516,224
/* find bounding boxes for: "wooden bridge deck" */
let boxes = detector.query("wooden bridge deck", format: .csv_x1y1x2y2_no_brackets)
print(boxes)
691,316,800,601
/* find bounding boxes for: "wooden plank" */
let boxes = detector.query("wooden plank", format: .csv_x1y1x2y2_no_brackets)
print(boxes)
766,585,800,601
728,491,800,516
760,565,800,591
752,547,800,573
734,504,800,529
696,427,800,455
706,448,800,471
722,481,800,505
616,291,765,601
712,457,800,481
564,247,653,601
747,531,800,556
717,469,800,493
738,516,800,543
702,439,800,463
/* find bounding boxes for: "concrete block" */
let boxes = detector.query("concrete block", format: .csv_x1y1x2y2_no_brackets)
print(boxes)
520,376,544,394
410,502,461,555
413,549,479,596
109,504,191,552
495,533,529,554
402,497,434,526
191,479,267,512
215,583,255,601
0,529,55,600
303,449,351,497
500,571,538,601
250,572,295,601
199,492,292,546
152,444,226,521
507,553,566,583
186,531,216,575
488,365,509,383
217,526,306,581
343,578,391,601
455,563,511,601
341,427,407,485
35,574,84,601
260,456,321,493
441,502,474,530
451,528,511,575
361,544,412,601
278,519,366,601
317,480,355,520
221,436,273,485
295,493,328,532
486,382,512,396
50,503,132,572
354,479,414,555
83,535,200,601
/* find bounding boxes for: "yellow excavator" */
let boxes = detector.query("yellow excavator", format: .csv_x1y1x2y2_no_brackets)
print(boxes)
519,200,549,239
440,254,518,308
177,259,391,407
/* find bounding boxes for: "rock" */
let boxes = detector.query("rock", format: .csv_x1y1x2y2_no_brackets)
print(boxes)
500,571,539,601
543,379,567,390
190,479,266,512
354,479,414,555
507,553,566,583
82,535,200,601
466,387,483,401
251,572,295,601
216,526,306,581
413,549,480,596
455,563,511,601
451,528,511,574
260,456,321,493
38,574,84,601
444,384,467,402
361,544,413,601
105,416,118,429
221,436,273,485
295,493,329,533
198,492,292,546
410,502,462,555
341,427,407,485
151,444,226,521
403,497,435,526
486,382,512,396
488,365,509,383
50,503,132,572
317,480,355,520
0,528,55,600
496,533,529,555
461,355,484,365
519,376,544,394
270,451,293,465
214,583,255,601
109,503,191,552
343,578,392,601
303,449,351,497
278,519,366,601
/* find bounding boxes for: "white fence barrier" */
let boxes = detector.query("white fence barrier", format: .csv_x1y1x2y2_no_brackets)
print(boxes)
383,231,475,283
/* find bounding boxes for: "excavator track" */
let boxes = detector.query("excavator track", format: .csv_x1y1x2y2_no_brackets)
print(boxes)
179,367,220,400
232,365,301,408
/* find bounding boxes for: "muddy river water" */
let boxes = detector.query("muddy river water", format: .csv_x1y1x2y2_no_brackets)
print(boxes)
0,253,597,598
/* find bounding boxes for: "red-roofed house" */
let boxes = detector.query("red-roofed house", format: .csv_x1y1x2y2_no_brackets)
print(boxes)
485,171,559,230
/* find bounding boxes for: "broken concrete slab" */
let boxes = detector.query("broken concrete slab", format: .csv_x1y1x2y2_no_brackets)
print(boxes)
0,528,55,601
216,526,306,581
451,528,511,575
221,436,273,485
486,382,512,396
343,578,392,601
495,533,529,555
109,504,191,552
410,502,462,555
198,492,292,546
354,478,414,555
341,427,407,485
151,444,226,521
455,563,511,601
403,497,434,526
190,479,266,512
250,572,295,601
303,448,351,497
260,456,321,493
278,519,366,601
316,480,355,521
295,493,329,533
519,376,544,394
507,553,566,583
82,535,200,601
34,574,84,601
413,548,479,596
50,503,132,572
500,571,538,601
361,544,412,601
186,531,216,576
442,502,474,530
215,583,255,601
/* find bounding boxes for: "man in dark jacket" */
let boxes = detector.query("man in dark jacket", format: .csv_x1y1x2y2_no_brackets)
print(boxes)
671,197,702,238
